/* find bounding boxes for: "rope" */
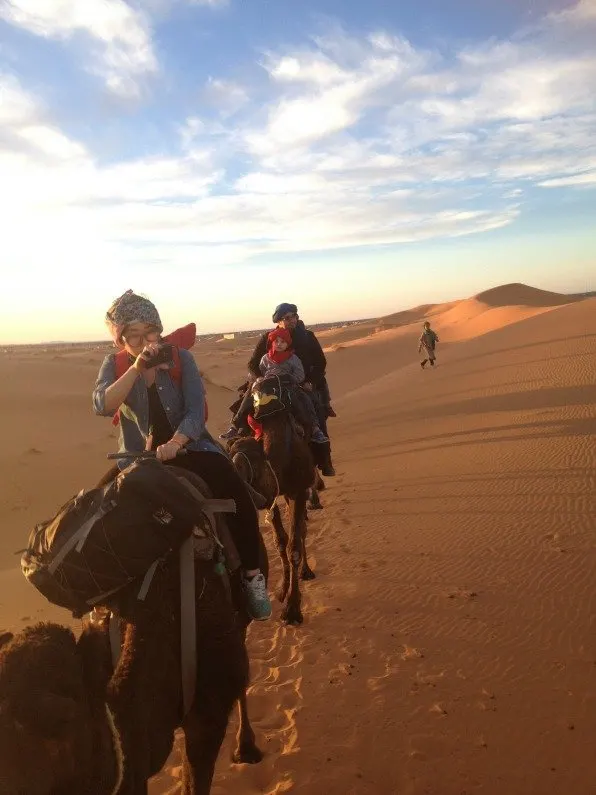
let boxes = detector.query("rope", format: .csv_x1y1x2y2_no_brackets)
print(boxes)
235,450,254,486
105,703,124,795
264,459,281,525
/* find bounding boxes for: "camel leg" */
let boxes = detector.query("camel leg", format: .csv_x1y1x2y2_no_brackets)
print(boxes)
300,513,316,581
270,504,291,604
308,486,323,510
109,623,152,795
315,472,326,491
181,710,229,795
280,494,306,626
232,689,264,764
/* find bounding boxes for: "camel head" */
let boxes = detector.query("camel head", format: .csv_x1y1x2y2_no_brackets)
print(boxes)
0,623,122,795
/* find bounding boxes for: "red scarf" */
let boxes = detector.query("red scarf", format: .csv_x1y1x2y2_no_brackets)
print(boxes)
267,328,293,364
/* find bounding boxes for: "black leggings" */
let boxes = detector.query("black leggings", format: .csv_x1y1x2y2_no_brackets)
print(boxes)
170,450,261,571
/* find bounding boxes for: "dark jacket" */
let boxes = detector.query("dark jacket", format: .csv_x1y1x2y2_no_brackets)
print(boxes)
248,321,327,387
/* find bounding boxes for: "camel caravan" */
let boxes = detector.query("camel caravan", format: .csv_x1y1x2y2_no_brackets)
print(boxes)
0,294,335,793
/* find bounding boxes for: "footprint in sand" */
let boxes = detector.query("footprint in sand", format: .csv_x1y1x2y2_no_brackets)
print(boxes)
477,687,497,712
445,587,479,600
401,645,424,661
429,702,448,716
415,670,445,687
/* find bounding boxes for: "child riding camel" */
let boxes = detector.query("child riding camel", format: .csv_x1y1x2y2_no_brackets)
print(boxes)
419,321,439,368
220,328,328,444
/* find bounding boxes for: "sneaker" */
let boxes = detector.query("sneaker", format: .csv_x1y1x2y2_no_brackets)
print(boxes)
321,463,336,477
219,426,240,440
243,573,272,621
311,428,329,444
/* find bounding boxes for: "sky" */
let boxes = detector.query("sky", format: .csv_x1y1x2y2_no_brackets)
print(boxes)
0,0,595,343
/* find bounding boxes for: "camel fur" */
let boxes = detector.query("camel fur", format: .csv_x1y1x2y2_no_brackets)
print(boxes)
229,411,318,626
0,472,263,794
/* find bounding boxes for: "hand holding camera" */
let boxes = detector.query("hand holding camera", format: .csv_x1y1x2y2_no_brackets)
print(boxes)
134,342,173,371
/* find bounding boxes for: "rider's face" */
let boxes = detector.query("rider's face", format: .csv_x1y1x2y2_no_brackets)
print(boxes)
278,312,297,331
121,322,160,356
274,337,289,352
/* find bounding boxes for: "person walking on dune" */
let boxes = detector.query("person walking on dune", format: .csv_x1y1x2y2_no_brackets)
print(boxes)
419,321,439,369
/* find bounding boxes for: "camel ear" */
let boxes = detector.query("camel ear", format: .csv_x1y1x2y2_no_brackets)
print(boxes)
35,693,79,738
0,632,13,650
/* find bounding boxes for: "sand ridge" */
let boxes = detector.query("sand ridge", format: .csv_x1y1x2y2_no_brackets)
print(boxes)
1,284,595,794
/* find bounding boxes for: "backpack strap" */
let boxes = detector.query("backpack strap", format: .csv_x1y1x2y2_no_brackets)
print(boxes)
168,346,182,387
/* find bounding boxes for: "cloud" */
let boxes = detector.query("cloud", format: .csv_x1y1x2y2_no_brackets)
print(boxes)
202,78,250,117
138,0,228,11
0,0,595,298
538,171,596,188
0,0,157,97
549,0,596,24
250,33,427,154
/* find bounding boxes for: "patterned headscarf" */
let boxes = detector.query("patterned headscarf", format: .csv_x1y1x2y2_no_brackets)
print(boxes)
105,290,163,344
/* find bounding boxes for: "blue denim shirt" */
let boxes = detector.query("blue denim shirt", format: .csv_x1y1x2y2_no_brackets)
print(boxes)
93,349,222,469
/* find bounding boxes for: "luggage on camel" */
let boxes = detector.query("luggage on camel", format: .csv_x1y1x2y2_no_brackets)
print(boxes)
21,459,213,618
251,375,294,421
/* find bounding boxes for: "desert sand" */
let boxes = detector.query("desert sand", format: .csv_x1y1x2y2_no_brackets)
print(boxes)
1,282,595,794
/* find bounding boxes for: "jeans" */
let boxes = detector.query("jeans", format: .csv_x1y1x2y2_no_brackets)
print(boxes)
231,389,254,429
291,388,320,430
310,389,329,436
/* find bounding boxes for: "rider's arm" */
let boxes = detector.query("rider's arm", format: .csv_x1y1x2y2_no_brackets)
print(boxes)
93,354,141,416
306,332,327,387
291,354,305,384
248,333,268,379
174,349,207,441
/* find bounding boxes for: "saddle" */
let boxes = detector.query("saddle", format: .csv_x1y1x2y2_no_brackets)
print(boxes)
251,374,294,421
248,375,309,444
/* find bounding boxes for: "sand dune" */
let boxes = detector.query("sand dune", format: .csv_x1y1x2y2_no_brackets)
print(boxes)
473,282,575,308
1,285,595,794
433,283,575,341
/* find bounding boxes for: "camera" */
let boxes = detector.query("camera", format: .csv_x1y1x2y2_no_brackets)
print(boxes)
141,343,173,369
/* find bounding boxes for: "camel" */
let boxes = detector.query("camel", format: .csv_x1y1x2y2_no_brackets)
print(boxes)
227,377,323,626
227,381,332,513
0,468,264,795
